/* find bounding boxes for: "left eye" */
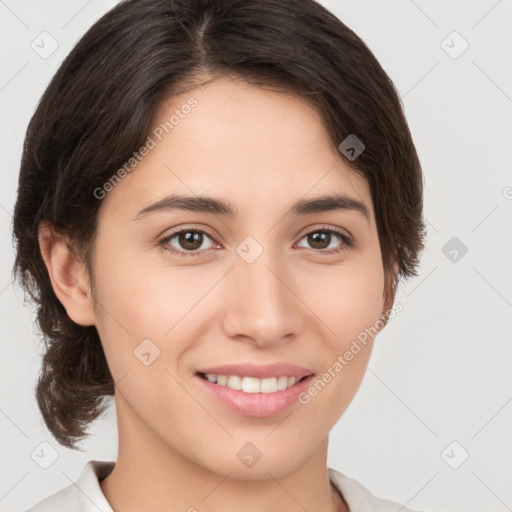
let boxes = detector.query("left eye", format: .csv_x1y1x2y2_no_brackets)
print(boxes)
296,229,348,252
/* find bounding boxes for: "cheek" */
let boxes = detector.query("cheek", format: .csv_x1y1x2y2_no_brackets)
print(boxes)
90,238,221,375
296,249,385,403
334,269,385,342
300,251,386,349
92,237,190,331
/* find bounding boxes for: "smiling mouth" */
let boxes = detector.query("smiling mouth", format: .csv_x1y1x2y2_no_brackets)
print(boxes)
196,372,312,394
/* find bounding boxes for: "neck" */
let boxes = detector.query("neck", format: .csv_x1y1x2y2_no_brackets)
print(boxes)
100,393,348,512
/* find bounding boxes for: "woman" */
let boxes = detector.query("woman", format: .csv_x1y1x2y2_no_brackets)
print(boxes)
12,0,425,510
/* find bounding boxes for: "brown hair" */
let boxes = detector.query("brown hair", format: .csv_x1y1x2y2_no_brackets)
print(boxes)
12,0,425,449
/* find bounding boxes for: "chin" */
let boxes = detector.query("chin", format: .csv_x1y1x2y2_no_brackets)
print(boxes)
211,447,310,481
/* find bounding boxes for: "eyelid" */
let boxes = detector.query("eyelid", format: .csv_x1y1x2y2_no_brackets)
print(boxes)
296,223,351,240
158,223,220,242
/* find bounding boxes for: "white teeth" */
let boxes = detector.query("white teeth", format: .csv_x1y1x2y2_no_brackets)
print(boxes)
277,376,288,390
227,375,242,390
202,373,306,393
242,377,260,393
260,377,278,393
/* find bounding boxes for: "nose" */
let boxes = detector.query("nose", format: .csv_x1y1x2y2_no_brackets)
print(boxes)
221,244,305,348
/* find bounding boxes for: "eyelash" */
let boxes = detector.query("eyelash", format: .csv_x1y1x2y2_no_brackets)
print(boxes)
158,225,353,258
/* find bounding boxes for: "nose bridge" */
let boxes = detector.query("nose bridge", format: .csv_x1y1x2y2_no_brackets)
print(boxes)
222,237,302,345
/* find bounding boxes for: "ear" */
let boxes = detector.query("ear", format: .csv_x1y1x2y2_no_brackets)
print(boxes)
38,222,96,326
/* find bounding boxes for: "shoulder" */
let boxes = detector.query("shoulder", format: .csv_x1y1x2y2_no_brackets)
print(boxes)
328,468,422,512
24,483,82,512
24,460,115,512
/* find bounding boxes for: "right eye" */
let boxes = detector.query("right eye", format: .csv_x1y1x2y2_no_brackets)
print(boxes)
159,229,218,257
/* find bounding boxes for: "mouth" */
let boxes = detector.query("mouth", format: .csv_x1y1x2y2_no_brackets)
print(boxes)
196,372,312,394
194,365,316,417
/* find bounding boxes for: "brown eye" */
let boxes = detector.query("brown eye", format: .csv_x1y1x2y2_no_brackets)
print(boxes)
306,231,332,249
297,228,351,254
177,231,204,251
161,229,215,255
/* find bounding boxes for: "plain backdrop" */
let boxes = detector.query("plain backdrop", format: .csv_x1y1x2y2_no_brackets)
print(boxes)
1,1,511,511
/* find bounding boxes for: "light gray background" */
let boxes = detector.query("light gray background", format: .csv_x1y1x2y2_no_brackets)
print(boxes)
1,1,511,511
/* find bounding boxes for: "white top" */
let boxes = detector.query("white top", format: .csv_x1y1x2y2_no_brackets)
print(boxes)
24,460,420,512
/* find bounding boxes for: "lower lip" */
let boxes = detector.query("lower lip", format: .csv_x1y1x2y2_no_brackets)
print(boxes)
195,374,315,417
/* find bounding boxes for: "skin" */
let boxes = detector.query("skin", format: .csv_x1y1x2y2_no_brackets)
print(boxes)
39,75,396,512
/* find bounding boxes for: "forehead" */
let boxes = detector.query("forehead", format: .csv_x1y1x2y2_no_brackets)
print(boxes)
99,76,374,222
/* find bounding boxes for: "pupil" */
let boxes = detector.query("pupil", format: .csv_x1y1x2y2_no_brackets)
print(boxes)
180,231,202,250
309,231,329,249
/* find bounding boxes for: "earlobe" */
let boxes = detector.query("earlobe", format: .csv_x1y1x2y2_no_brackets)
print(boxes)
38,222,96,326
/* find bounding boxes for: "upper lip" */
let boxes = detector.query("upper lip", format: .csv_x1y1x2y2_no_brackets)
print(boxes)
196,363,315,380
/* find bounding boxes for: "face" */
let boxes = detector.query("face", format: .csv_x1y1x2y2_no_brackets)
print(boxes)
89,76,389,479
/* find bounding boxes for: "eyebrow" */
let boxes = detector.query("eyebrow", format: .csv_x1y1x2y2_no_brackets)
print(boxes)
133,193,370,221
